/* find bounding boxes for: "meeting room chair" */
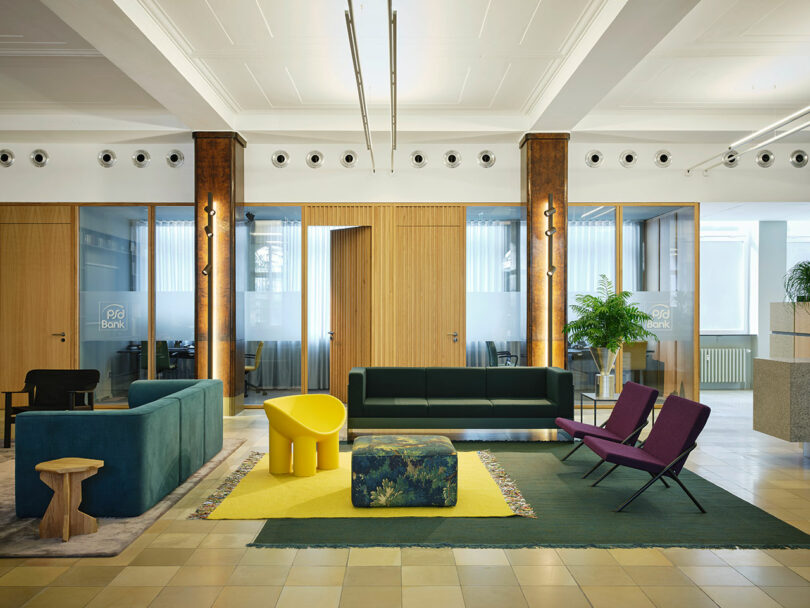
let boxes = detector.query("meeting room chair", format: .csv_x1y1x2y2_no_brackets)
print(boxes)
245,341,265,397
140,341,177,378
3,369,100,448
485,340,518,366
583,395,711,513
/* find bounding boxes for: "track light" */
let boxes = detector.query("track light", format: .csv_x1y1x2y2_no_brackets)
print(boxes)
202,264,211,276
544,207,557,217
545,228,557,237
345,0,375,173
204,206,216,216
547,266,557,277
205,226,213,238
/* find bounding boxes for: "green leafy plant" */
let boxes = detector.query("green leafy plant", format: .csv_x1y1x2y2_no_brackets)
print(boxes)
785,261,810,303
563,275,657,352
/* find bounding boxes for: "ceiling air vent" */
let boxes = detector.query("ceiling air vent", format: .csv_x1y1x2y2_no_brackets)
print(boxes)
585,150,603,168
655,150,672,168
722,150,739,168
477,150,496,168
306,151,324,168
30,149,48,168
166,150,184,168
410,151,427,168
272,150,289,168
132,150,150,168
341,150,358,168
0,149,13,168
619,150,637,168
790,150,808,168
98,150,117,168
444,150,461,168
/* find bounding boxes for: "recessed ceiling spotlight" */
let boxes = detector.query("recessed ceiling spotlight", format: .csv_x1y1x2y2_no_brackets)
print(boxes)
0,149,13,168
444,150,461,168
654,150,672,168
271,150,289,168
790,149,808,168
477,150,496,168
132,150,150,168
341,150,358,168
585,150,603,168
98,150,117,168
306,150,324,168
619,150,637,168
410,151,427,168
756,149,774,168
30,149,48,168
722,149,739,168
166,150,184,168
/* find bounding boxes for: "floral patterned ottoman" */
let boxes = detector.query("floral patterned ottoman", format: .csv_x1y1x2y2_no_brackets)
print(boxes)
351,435,458,507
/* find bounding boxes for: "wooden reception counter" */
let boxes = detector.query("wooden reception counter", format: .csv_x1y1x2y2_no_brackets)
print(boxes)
753,356,810,456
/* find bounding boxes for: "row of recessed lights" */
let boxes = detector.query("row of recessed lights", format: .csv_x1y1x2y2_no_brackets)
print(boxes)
586,148,809,168
271,149,497,169
0,149,186,168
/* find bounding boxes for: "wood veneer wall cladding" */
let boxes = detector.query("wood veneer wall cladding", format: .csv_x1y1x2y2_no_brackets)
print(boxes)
520,133,569,368
193,132,246,414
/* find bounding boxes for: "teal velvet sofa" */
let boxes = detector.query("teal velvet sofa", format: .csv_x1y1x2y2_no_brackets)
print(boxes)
347,367,573,431
15,379,222,518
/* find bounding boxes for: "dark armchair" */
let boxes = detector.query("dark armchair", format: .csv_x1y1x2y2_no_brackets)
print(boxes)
485,341,518,366
3,369,100,448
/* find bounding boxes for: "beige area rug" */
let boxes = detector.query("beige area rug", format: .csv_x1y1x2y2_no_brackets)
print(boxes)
0,439,244,557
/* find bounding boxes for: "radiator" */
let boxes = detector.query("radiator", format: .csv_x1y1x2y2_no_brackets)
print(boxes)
700,347,750,384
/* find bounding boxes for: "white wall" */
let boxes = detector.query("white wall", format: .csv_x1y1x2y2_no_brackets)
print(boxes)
569,143,810,203
758,222,788,357
0,142,193,202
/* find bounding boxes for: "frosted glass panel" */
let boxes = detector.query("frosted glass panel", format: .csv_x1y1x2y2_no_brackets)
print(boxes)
156,292,194,339
244,291,302,340
467,292,524,342
700,240,746,333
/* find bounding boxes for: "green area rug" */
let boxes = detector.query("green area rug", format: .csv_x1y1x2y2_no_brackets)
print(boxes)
251,442,810,549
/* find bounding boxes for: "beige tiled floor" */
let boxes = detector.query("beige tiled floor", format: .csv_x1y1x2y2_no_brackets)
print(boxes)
2,390,810,607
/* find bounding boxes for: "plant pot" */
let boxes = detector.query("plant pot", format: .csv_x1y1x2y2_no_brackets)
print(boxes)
590,347,618,398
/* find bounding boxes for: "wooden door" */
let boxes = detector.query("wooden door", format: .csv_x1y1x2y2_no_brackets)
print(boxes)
394,207,465,366
329,227,371,403
0,208,75,394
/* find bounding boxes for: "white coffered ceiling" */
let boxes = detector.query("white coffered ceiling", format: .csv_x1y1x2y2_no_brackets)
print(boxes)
1,0,809,142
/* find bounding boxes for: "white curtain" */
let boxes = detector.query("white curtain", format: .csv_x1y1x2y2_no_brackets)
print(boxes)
567,221,615,294
622,222,643,292
307,227,331,390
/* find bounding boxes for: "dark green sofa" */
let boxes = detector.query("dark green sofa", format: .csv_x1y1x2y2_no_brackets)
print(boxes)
15,379,222,518
347,367,573,430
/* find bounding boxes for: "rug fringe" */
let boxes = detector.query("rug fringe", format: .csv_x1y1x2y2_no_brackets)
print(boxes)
188,451,264,519
478,450,536,518
247,541,810,549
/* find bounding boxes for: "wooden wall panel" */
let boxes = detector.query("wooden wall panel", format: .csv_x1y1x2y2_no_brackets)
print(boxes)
307,204,374,227
0,206,71,224
371,205,396,365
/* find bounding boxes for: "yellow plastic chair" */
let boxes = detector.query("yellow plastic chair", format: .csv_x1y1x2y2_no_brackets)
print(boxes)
263,394,347,477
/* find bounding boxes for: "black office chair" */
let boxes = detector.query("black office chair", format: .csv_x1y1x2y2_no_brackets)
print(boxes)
140,341,177,378
3,369,99,448
485,341,518,366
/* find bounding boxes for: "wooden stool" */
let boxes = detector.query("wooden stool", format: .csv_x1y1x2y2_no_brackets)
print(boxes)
35,457,104,542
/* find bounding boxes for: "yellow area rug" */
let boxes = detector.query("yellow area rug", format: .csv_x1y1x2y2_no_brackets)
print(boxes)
208,451,515,519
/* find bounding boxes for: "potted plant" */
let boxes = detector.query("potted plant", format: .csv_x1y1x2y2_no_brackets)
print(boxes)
563,275,657,398
785,261,810,303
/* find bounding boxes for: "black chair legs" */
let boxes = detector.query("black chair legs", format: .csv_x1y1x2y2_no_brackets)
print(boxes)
582,458,605,479
561,440,585,461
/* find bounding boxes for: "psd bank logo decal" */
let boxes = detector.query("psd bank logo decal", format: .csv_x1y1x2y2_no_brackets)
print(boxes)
100,303,127,330
645,304,671,331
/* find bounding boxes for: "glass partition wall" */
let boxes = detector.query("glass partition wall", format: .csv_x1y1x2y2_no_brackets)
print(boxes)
567,203,699,402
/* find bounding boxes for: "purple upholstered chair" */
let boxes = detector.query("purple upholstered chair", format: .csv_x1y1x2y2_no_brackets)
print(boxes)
583,395,711,513
555,382,658,476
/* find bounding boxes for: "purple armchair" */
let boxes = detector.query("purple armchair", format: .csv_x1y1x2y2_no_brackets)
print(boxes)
583,395,711,512
555,382,659,477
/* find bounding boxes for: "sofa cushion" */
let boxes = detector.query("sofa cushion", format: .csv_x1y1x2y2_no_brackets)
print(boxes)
486,367,547,399
166,386,206,482
427,398,493,417
363,397,429,417
490,398,556,418
366,368,426,398
425,368,487,398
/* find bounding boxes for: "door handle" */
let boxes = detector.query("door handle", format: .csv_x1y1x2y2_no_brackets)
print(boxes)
447,331,458,343
327,331,335,341
51,332,66,337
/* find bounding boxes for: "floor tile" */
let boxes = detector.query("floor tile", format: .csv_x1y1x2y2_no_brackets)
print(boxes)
400,548,454,566
609,549,672,566
461,585,528,608
339,586,402,608
164,519,217,533
239,548,297,566
505,548,562,566
50,566,124,587
84,586,161,608
292,549,349,566
456,565,518,586
623,566,696,587
556,548,620,566
21,558,79,567
129,548,195,567
275,585,341,608
211,520,264,535
765,549,810,567
22,586,101,608
660,548,727,566
107,565,179,587
639,586,718,608
701,585,782,608
452,549,509,566
581,585,656,608
734,565,810,586
714,549,782,567
679,565,754,586
226,565,289,586
512,565,577,586
790,566,810,582
401,565,459,586
760,586,810,608
343,566,401,586
568,565,635,586
0,586,42,608
148,533,206,549
167,565,235,586
521,585,591,608
185,548,246,566
285,566,346,586
199,534,255,549
347,547,401,566
149,586,221,608
0,567,69,587
402,586,464,608
212,586,282,608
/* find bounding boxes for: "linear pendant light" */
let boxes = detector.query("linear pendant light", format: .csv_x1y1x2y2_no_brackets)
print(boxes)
389,0,397,173
345,0,376,173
